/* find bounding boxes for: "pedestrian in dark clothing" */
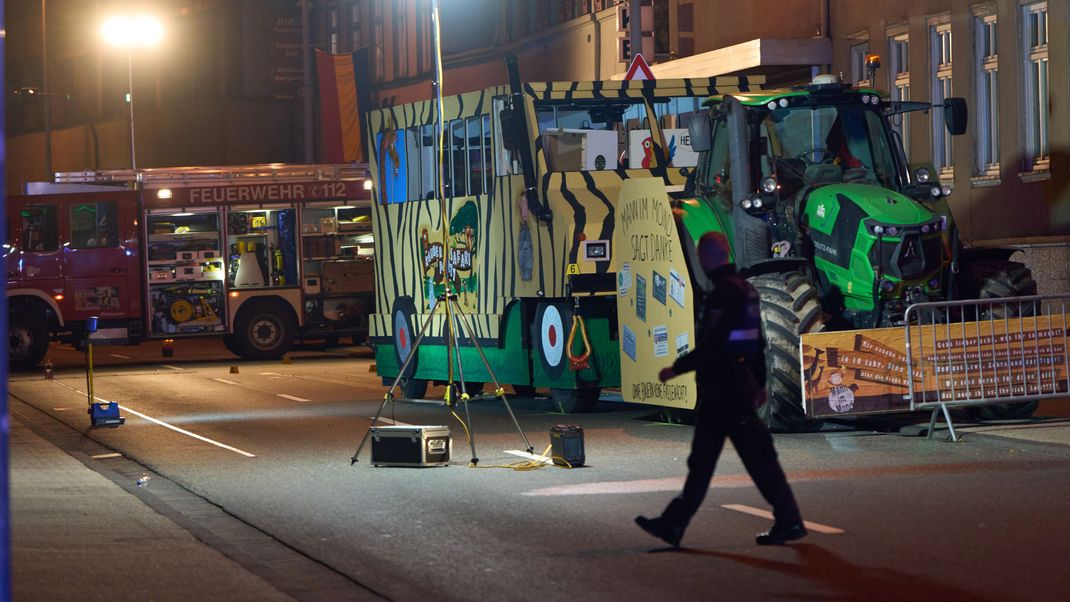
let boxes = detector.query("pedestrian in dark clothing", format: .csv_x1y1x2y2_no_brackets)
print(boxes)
636,232,806,547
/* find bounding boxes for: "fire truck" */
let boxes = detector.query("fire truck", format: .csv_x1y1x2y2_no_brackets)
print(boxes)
6,164,375,370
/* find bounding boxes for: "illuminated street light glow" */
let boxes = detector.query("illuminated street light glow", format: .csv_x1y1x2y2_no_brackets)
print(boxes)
101,15,163,48
101,14,163,170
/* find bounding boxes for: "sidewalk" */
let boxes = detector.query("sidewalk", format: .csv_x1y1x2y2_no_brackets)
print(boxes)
8,416,292,602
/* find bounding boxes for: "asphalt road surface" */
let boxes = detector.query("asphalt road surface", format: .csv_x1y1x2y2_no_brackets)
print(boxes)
9,337,1070,600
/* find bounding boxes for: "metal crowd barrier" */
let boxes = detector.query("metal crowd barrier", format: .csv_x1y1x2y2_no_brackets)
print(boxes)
904,295,1070,441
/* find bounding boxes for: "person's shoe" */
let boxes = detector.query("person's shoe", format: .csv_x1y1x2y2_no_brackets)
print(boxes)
635,515,683,548
756,522,807,545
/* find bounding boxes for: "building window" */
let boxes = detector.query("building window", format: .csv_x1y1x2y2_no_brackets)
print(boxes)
888,31,910,160
929,20,953,177
974,9,999,176
417,0,432,73
329,8,340,54
393,2,409,79
849,38,870,86
1022,1,1049,171
351,2,366,50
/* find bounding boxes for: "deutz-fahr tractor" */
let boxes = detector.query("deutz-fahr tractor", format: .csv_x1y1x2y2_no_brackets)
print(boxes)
680,74,1036,432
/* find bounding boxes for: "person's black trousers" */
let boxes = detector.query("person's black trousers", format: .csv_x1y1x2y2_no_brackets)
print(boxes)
661,405,802,531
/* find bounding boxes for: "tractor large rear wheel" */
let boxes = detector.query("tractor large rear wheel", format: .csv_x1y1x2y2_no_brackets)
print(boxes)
751,271,826,432
964,260,1039,421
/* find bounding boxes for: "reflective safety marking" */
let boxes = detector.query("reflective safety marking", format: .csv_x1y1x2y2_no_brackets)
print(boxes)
92,452,123,459
721,504,844,534
109,353,133,359
728,328,760,341
277,393,310,402
211,378,240,385
504,449,554,465
48,380,256,458
161,365,183,371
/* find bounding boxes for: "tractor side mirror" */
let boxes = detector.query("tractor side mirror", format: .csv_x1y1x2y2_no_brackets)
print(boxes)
687,110,711,152
944,97,968,136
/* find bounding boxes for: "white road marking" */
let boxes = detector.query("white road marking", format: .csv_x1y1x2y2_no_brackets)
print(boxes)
211,378,240,385
46,380,256,458
52,407,73,411
504,450,553,465
109,353,133,359
721,504,845,534
161,365,183,371
92,452,123,459
277,393,311,402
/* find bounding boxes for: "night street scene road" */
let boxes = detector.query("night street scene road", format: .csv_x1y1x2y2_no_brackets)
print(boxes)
4,1,1070,601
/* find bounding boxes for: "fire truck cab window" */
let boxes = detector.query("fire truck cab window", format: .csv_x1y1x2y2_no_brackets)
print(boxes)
20,205,59,252
70,202,119,249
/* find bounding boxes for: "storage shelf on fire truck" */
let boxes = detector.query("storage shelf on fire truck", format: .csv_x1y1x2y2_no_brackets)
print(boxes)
49,164,375,356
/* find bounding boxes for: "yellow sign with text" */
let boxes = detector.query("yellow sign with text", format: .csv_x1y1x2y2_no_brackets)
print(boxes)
615,178,697,409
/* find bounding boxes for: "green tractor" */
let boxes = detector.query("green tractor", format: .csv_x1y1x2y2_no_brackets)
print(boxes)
681,75,1036,432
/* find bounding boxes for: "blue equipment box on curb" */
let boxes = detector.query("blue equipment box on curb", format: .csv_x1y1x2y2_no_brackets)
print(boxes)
550,424,585,467
370,425,451,467
89,402,125,427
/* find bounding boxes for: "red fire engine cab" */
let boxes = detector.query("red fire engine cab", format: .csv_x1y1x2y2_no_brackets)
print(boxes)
6,164,375,369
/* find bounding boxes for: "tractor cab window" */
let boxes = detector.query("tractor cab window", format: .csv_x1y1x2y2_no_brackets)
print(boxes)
762,103,898,190
20,205,59,252
697,113,732,201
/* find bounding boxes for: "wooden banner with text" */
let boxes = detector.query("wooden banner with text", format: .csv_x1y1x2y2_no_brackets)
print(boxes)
802,312,1070,418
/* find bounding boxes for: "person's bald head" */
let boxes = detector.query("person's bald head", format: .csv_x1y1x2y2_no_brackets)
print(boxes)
697,232,733,273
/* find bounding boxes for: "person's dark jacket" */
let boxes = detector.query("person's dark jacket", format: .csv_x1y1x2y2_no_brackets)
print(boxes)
671,265,766,411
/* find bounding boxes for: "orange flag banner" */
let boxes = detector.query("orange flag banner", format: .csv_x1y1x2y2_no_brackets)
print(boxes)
316,50,363,163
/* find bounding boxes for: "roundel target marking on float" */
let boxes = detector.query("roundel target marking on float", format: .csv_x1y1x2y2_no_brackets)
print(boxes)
538,304,566,378
395,308,412,361
391,297,419,378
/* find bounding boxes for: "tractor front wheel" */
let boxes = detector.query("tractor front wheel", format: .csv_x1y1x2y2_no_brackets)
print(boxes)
751,271,826,433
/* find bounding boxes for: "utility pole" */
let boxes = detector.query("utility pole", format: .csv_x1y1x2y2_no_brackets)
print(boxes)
42,0,52,180
302,0,315,163
629,0,641,60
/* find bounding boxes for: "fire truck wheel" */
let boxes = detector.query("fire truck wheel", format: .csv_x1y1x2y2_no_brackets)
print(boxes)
551,387,600,413
234,302,296,360
964,260,1039,421
751,271,826,433
9,309,49,371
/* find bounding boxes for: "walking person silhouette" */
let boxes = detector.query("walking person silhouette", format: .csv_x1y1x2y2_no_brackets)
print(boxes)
636,232,806,547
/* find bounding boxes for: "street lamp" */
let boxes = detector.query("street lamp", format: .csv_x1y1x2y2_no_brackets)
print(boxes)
101,14,163,170
13,87,100,170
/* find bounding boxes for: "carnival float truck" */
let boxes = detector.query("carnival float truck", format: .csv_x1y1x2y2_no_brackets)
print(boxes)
367,71,1035,431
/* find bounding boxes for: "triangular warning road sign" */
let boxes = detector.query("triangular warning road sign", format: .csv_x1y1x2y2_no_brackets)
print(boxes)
625,53,655,81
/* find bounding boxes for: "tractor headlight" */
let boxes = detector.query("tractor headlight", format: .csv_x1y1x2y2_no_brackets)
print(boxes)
915,167,931,183
941,185,952,197
760,177,778,194
930,186,942,198
741,198,753,210
752,197,764,209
